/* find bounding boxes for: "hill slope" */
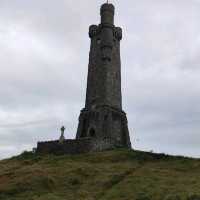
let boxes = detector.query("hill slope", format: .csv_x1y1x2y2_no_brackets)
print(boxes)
0,149,200,200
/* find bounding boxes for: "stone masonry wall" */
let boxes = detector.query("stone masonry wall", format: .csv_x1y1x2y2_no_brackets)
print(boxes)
36,138,119,155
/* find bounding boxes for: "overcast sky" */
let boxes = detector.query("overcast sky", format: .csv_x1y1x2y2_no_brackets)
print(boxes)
0,0,200,159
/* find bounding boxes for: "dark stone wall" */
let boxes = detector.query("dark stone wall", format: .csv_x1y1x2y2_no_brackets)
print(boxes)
36,138,120,155
37,139,92,155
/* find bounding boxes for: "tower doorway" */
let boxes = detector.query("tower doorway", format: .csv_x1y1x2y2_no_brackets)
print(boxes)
89,128,96,137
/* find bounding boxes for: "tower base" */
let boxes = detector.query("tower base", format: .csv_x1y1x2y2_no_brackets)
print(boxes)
76,105,131,149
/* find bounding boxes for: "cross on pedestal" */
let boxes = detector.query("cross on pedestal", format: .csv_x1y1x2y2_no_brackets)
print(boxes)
59,126,66,143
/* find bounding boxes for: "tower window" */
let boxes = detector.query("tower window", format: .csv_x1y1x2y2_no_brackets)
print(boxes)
97,38,101,44
89,128,96,137
104,115,108,121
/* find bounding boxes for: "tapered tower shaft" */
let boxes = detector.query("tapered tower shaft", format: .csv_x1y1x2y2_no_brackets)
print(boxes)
76,3,131,148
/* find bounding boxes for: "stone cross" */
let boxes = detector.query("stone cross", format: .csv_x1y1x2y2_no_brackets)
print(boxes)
59,126,66,143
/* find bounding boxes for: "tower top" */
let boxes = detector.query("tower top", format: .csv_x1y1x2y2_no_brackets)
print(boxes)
100,3,115,24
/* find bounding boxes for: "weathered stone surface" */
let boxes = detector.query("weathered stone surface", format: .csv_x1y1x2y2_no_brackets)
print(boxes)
36,138,120,155
76,3,131,149
37,139,92,155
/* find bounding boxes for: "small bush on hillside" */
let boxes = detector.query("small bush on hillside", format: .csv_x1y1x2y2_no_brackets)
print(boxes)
164,195,181,200
32,193,61,200
187,195,200,200
10,151,35,160
11,151,41,164
136,192,151,200
69,177,82,185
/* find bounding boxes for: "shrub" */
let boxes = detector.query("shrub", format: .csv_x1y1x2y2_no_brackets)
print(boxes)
164,195,181,200
136,192,151,200
187,195,200,200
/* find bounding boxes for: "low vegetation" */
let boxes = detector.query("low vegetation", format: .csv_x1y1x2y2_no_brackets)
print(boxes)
0,149,200,200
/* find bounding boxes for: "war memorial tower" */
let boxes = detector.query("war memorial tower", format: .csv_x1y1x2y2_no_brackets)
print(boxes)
76,3,131,148
36,3,131,154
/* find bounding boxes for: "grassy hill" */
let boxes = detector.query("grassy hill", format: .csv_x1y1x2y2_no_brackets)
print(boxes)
0,149,200,200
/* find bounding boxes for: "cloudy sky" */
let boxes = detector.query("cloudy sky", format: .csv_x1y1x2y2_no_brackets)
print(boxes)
0,0,200,159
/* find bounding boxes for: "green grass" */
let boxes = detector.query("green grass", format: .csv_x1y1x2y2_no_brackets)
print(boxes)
0,149,200,200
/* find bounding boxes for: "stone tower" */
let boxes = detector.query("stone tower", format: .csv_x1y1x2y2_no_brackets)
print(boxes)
76,3,131,148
